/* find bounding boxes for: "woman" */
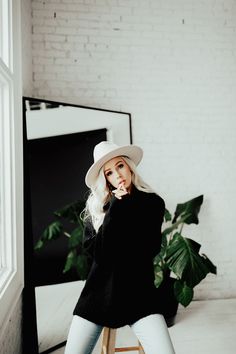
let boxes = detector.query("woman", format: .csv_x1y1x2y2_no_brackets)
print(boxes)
65,141,175,354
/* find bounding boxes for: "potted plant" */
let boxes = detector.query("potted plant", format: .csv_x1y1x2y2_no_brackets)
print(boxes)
35,194,217,325
154,194,217,325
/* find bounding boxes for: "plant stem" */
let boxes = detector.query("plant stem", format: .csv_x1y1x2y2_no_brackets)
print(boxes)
179,222,184,234
64,232,71,238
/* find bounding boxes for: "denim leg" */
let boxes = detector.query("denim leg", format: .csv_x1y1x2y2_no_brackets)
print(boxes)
64,315,103,354
130,314,176,354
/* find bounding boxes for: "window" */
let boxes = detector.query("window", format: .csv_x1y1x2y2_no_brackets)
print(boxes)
0,71,11,277
0,0,23,326
0,0,11,68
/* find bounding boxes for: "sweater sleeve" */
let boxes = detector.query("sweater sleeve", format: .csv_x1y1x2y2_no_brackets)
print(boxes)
150,196,165,258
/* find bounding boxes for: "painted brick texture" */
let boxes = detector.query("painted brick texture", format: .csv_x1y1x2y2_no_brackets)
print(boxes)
31,0,236,300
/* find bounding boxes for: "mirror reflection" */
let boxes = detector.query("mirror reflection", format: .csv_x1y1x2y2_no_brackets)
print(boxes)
23,97,132,353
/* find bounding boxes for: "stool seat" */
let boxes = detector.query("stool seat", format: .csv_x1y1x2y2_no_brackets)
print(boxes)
101,327,145,354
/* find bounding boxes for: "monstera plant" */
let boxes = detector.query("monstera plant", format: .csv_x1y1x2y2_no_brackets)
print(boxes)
154,194,217,308
35,194,217,310
34,200,89,280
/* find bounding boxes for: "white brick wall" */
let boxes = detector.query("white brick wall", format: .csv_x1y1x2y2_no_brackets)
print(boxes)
22,0,33,95
30,0,236,300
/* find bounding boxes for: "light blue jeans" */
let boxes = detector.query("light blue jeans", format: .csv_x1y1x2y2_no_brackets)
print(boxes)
64,314,175,354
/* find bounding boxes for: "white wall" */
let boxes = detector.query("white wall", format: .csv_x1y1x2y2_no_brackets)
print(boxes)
30,0,236,300
21,0,33,95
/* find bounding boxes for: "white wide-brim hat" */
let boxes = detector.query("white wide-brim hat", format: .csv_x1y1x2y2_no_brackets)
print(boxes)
85,141,143,188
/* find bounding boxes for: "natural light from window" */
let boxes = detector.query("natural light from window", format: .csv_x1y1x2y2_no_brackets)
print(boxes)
0,0,23,328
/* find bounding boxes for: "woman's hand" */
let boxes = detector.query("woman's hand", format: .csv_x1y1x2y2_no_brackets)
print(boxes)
112,182,128,200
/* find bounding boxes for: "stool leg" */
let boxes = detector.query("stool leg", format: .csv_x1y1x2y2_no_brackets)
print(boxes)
101,327,116,354
138,341,145,354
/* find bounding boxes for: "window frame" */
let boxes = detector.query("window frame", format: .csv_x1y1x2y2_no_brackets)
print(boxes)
0,0,23,330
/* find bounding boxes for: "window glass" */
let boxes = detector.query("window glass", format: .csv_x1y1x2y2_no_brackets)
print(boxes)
0,73,11,280
0,1,11,68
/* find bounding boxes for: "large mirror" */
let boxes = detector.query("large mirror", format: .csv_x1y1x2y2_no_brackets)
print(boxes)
22,97,132,354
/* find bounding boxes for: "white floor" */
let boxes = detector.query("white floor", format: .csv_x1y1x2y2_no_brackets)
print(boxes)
35,281,236,354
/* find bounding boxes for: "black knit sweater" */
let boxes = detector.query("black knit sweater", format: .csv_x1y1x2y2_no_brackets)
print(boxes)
73,186,165,328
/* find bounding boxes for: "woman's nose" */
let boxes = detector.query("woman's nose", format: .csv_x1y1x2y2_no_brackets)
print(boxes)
115,171,121,179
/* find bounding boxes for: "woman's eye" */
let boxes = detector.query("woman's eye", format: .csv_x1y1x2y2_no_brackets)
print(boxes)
106,171,112,177
118,163,124,169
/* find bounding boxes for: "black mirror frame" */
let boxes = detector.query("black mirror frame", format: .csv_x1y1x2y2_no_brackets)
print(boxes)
22,96,132,354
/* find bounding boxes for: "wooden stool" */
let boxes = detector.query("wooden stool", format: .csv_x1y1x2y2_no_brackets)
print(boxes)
101,327,145,354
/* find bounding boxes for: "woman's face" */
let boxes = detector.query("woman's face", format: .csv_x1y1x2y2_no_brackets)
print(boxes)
103,156,132,191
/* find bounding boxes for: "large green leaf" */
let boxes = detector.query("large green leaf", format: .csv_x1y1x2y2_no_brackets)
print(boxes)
153,255,165,287
68,226,84,248
162,213,192,237
154,234,168,263
165,232,216,287
63,250,77,273
34,221,63,250
153,245,170,288
54,200,86,224
174,280,194,307
164,209,172,222
154,268,164,287
63,251,89,280
172,195,203,225
201,254,217,275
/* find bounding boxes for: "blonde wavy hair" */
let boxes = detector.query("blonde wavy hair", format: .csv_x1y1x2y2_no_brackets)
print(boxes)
82,156,154,232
